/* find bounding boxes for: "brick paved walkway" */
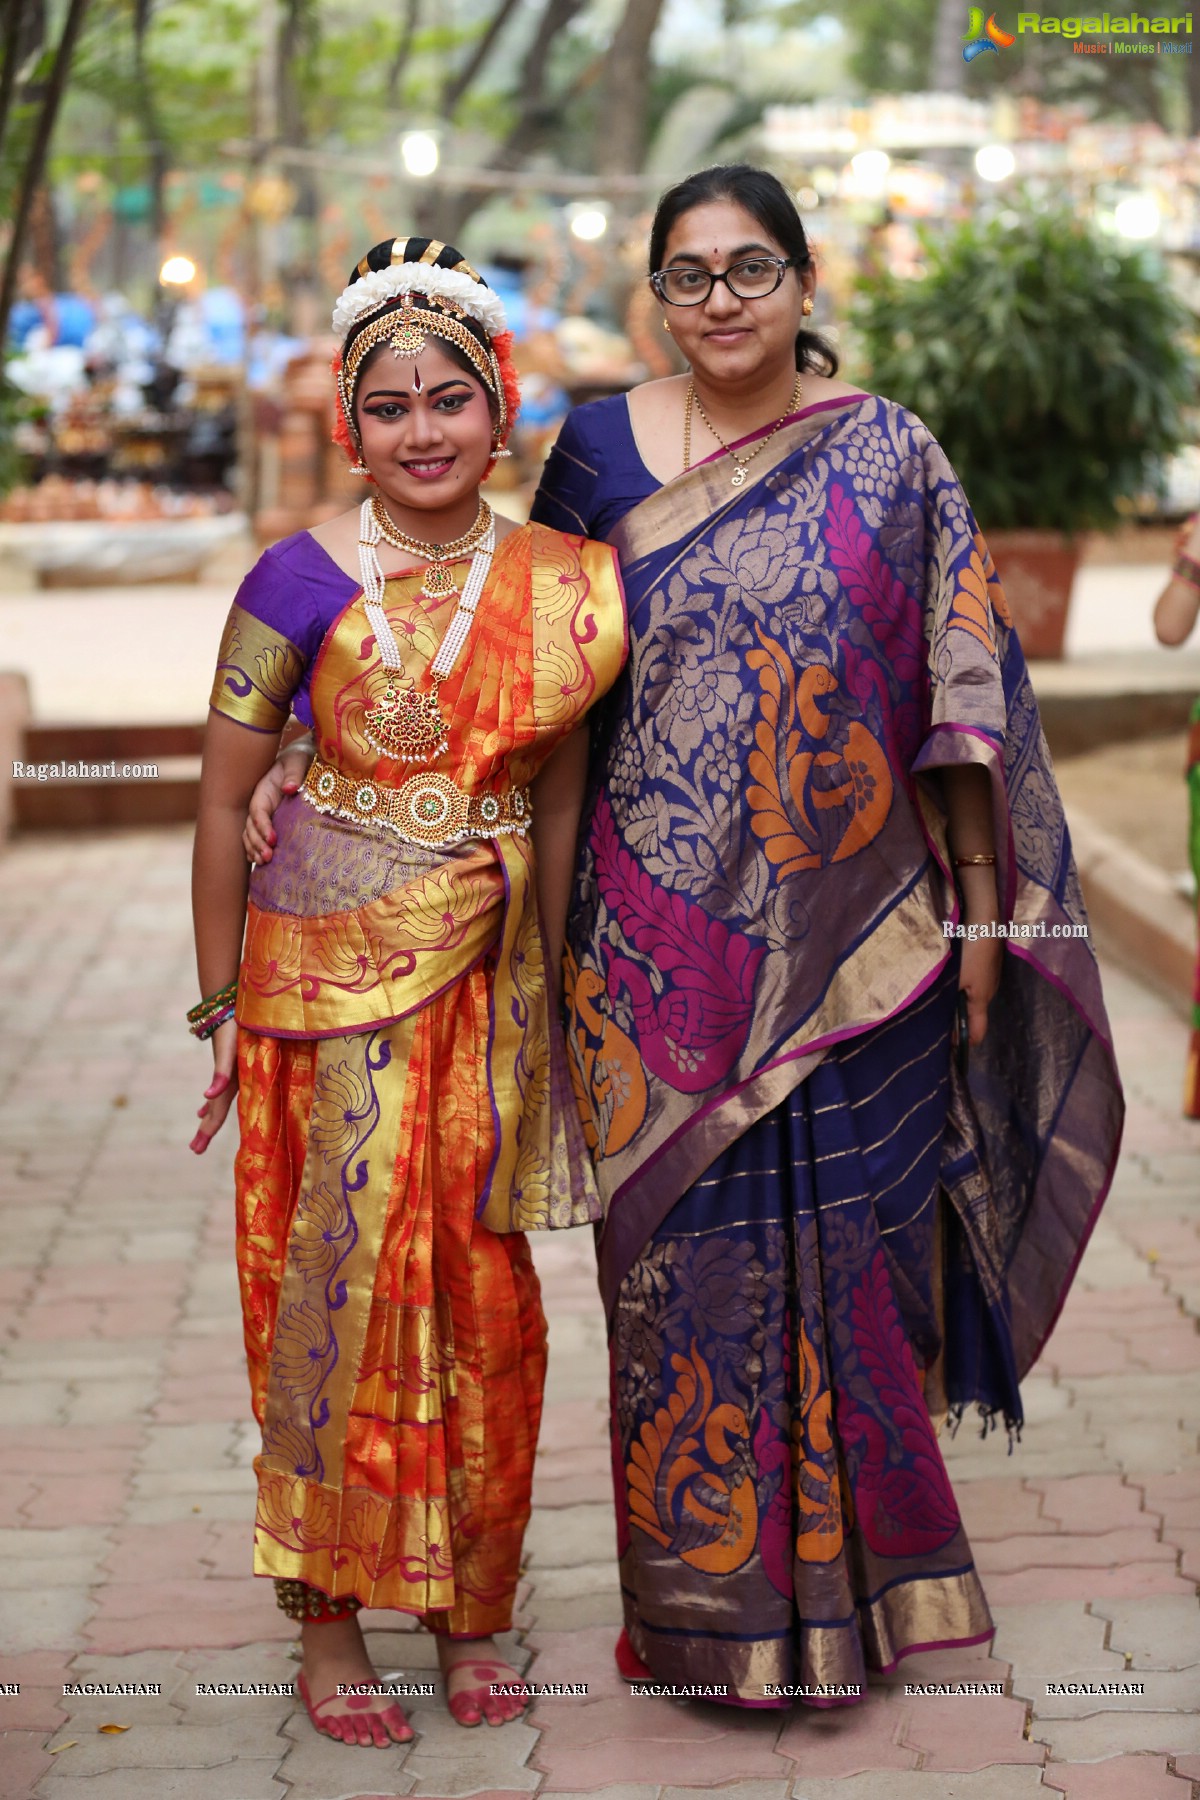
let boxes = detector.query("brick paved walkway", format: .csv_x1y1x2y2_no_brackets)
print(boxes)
0,827,1198,1800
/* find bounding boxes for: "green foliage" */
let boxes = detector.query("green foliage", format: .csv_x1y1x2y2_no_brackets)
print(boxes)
776,0,936,93
855,207,1197,534
777,0,1191,124
0,368,36,498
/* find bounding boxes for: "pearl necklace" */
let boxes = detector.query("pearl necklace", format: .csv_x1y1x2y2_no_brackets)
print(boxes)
683,373,804,488
357,497,495,764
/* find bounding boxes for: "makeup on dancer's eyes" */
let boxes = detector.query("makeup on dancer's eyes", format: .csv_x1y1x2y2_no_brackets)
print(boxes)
362,381,477,415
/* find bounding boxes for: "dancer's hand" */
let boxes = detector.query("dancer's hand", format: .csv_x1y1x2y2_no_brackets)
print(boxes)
244,740,312,864
190,1019,238,1153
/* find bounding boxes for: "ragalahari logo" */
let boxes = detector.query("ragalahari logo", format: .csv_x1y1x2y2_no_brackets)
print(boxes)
963,8,1018,56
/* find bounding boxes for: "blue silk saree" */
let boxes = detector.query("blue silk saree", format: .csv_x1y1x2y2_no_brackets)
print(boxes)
534,391,1123,1702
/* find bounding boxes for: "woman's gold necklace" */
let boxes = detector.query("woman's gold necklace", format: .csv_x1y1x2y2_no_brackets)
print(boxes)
683,373,804,488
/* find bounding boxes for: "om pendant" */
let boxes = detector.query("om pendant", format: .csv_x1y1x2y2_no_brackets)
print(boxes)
362,679,448,763
730,466,746,488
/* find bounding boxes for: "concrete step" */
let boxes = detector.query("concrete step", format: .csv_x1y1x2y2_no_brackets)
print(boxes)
12,722,204,831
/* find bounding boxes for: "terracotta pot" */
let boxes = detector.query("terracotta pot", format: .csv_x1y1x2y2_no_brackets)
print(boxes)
983,529,1082,661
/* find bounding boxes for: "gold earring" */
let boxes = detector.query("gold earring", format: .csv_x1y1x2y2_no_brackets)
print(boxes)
802,296,814,316
663,318,671,332
349,462,369,475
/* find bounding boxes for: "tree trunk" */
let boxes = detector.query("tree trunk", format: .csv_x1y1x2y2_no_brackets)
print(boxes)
441,0,521,116
0,0,92,351
387,0,421,104
928,0,965,92
595,0,667,176
432,0,589,242
0,0,32,163
133,2,168,255
279,0,318,285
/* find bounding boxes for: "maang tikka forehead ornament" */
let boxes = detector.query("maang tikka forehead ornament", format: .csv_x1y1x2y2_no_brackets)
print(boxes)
332,237,514,456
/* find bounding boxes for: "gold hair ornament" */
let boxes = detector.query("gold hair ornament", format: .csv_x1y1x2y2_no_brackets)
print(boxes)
339,295,507,448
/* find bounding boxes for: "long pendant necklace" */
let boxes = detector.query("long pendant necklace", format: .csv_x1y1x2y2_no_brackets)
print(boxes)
683,372,804,488
357,497,495,763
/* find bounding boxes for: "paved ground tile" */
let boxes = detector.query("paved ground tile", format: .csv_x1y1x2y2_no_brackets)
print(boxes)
773,1771,1049,1800
273,1719,416,1800
33,1765,287,1799
1033,1713,1200,1760
775,1695,919,1777
398,1704,541,1795
0,1731,58,1800
1039,1756,1194,1799
1090,1597,1200,1670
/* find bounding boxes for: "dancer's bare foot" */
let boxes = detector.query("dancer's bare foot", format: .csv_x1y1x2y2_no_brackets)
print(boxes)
297,1614,414,1747
437,1635,530,1727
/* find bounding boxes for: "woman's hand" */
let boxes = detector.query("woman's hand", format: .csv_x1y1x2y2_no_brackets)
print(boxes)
959,933,1002,1047
955,860,1002,1046
189,1019,238,1154
244,741,313,864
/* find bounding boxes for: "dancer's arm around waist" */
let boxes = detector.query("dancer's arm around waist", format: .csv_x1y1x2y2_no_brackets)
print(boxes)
190,712,284,1152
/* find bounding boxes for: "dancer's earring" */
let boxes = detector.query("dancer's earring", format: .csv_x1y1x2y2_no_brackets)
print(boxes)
349,462,370,476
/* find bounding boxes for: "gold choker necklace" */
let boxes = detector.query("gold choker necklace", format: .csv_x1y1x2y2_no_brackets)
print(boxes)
369,496,494,601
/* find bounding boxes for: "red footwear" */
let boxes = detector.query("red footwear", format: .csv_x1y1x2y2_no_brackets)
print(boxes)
615,1629,652,1681
442,1659,529,1728
296,1670,413,1747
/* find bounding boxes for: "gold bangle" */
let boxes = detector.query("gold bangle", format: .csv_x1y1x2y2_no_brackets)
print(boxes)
953,854,997,867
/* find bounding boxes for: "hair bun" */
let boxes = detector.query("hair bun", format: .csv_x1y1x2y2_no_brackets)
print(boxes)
350,237,485,287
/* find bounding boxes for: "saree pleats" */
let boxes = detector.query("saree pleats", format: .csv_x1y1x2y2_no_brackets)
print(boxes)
235,960,547,1630
612,966,992,1703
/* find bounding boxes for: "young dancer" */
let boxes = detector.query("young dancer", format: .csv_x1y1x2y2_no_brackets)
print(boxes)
190,237,625,1746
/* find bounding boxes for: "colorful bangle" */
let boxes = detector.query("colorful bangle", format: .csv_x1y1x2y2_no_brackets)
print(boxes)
187,980,238,1038
1172,551,1200,591
953,854,997,868
191,1003,235,1041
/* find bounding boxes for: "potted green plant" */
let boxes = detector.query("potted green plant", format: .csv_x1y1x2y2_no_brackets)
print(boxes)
855,206,1195,658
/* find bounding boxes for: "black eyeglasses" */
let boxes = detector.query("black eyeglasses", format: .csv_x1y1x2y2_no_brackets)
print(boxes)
649,255,796,307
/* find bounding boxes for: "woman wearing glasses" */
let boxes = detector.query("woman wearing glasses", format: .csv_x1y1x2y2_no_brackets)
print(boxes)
529,164,1122,1705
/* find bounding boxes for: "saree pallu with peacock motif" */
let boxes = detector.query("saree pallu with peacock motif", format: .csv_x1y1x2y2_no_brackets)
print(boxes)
561,394,1124,1697
210,523,625,1627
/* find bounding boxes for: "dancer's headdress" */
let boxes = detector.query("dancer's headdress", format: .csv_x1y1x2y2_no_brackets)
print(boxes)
331,237,519,470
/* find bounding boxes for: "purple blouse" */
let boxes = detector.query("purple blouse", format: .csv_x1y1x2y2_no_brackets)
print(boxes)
209,531,359,732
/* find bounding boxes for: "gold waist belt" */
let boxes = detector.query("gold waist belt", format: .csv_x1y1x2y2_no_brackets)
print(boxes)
303,757,532,848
